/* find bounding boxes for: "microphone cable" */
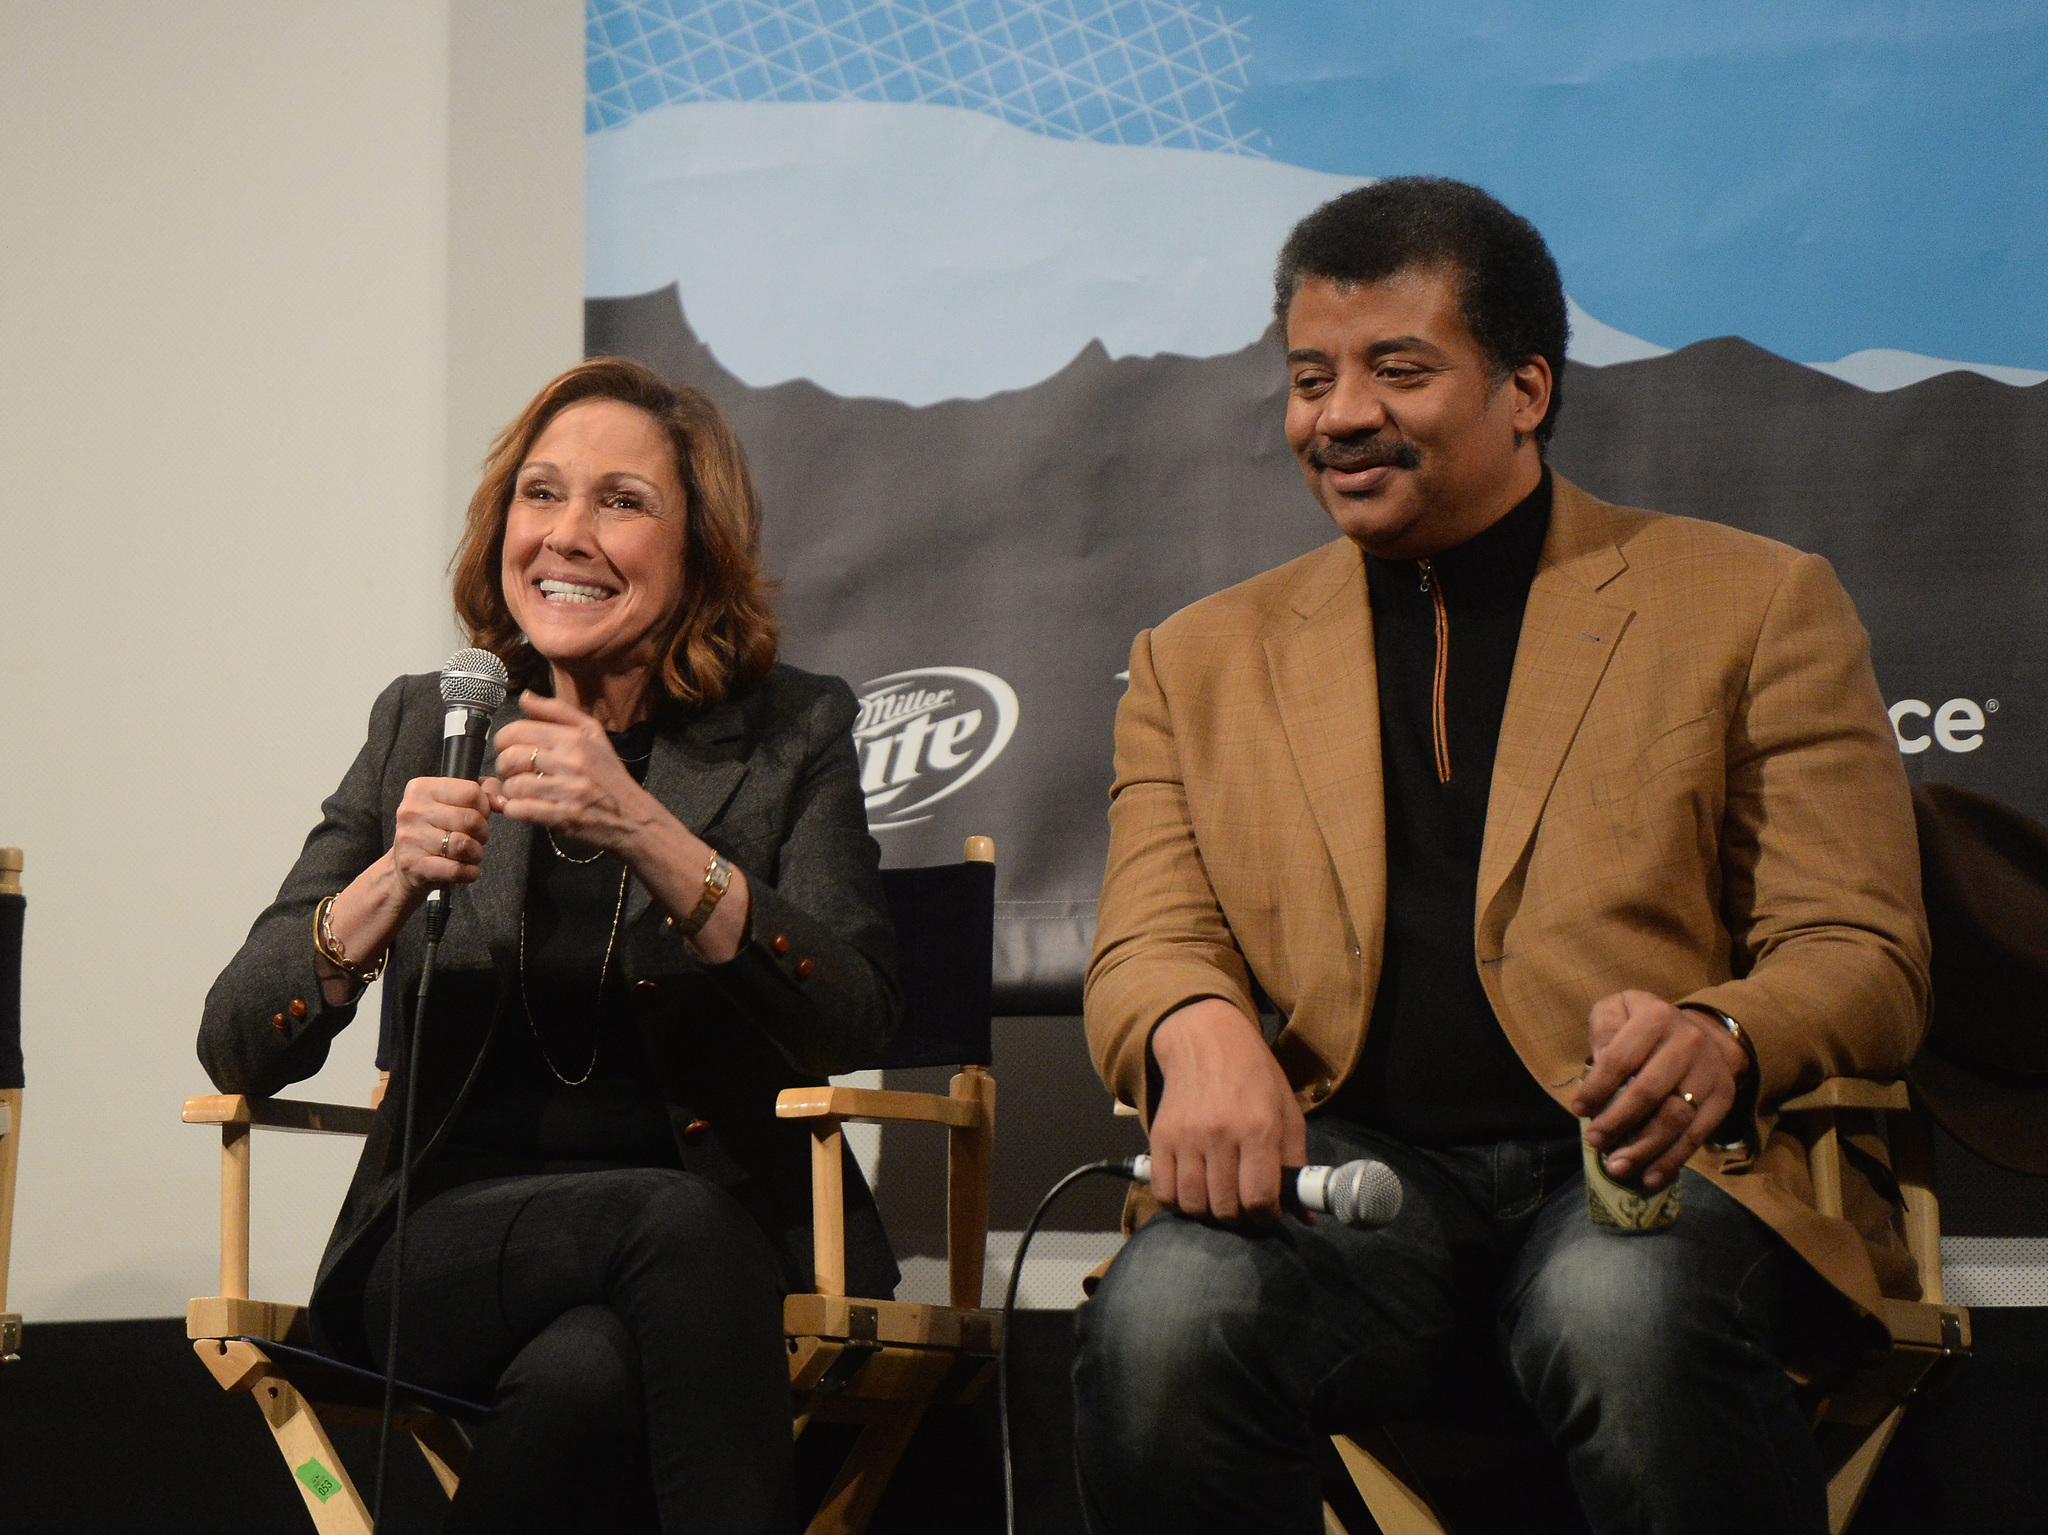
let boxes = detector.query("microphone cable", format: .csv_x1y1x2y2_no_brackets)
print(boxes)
371,896,451,1528
998,1157,1143,1535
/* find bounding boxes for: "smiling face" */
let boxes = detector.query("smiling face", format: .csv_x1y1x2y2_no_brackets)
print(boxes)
1283,265,1551,561
500,397,690,685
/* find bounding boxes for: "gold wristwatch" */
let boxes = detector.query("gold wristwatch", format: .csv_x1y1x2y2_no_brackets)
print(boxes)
671,852,732,939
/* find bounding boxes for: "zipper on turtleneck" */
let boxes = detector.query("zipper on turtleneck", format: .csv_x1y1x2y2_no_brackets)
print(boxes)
1417,559,1451,782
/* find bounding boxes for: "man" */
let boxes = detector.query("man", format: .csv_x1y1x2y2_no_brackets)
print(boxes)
1076,179,1928,1535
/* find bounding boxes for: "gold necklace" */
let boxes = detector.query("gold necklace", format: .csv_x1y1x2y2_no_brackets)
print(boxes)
546,827,605,865
517,864,630,1086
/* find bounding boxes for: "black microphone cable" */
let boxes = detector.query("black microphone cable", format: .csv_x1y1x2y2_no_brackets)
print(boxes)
371,904,448,1529
371,647,506,1528
998,1157,1144,1535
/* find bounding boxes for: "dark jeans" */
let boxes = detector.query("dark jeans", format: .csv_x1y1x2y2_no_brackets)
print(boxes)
1073,1118,1832,1535
361,1168,794,1535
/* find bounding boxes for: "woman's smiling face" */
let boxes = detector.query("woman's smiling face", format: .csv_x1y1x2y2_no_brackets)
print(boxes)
501,397,690,678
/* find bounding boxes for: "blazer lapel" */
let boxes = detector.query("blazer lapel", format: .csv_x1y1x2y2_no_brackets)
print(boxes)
452,694,532,972
1477,477,1634,936
1262,541,1388,972
624,698,751,926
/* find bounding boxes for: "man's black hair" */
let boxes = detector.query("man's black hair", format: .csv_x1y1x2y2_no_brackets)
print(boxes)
1274,177,1571,448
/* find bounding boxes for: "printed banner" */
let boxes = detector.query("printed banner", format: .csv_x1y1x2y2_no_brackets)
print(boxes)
583,0,2048,1010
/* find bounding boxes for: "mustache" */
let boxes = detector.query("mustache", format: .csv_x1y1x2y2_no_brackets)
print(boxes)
1309,436,1421,473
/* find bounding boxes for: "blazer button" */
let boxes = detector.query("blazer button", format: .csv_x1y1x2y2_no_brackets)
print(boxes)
794,958,815,980
634,979,659,996
682,1118,712,1144
771,934,790,955
271,1012,288,1032
288,999,307,1020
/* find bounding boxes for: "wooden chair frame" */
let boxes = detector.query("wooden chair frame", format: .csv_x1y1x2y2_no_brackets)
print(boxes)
1326,1077,1971,1535
183,838,1003,1535
1,846,25,1366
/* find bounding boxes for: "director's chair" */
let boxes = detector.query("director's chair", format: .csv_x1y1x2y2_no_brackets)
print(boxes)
1,847,25,1366
1322,1077,1970,1535
184,836,1004,1535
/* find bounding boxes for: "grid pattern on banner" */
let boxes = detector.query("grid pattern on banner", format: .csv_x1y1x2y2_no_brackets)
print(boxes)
585,0,1263,154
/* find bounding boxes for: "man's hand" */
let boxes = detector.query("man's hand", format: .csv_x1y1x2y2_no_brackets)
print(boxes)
1570,990,1749,1190
1147,998,1307,1223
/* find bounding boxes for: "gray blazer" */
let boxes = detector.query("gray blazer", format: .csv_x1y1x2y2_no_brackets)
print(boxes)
200,662,901,1360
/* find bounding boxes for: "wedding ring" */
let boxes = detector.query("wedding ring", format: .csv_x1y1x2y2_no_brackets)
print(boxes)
1679,1090,1697,1107
529,747,542,776
440,832,452,858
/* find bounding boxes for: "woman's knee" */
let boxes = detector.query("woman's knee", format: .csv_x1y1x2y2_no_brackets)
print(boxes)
500,1303,644,1438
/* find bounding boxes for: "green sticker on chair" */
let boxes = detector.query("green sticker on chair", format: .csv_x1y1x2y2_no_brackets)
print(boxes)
295,1457,342,1504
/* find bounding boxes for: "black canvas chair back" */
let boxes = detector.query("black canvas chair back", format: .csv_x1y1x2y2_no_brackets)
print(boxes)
2,847,24,1366
877,858,995,1070
0,854,22,1093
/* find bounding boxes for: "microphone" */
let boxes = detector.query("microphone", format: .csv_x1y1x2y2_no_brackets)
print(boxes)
1122,1153,1403,1229
424,648,510,940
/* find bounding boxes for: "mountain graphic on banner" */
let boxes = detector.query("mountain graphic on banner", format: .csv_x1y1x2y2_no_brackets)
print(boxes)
590,284,2048,1009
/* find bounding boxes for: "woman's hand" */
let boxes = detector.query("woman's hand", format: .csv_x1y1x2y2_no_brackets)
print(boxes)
315,774,498,1006
391,776,498,898
494,690,662,858
495,690,754,962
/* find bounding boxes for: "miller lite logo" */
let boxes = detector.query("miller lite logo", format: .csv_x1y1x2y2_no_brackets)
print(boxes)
855,667,1019,827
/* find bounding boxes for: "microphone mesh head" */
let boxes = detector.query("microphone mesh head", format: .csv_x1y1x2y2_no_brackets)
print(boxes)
1329,1159,1404,1229
440,647,510,713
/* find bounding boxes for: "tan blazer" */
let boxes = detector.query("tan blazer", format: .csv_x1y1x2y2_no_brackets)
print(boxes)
1087,475,1930,1316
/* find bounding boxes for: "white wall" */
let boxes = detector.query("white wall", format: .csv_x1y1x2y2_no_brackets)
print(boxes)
0,0,584,1321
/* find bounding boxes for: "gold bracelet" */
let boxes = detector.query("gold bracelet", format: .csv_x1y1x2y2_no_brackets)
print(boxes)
314,893,388,983
669,852,733,939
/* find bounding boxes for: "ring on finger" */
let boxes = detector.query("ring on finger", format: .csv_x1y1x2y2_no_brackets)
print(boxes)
440,831,451,858
529,747,542,777
1679,1089,1697,1107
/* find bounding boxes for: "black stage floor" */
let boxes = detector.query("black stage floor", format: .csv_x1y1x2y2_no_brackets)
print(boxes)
2,1309,2044,1533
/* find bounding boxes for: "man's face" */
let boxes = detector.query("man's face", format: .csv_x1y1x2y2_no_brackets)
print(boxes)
1283,265,1550,561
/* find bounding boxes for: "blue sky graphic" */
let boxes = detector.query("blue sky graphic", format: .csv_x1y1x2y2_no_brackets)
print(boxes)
587,0,2048,371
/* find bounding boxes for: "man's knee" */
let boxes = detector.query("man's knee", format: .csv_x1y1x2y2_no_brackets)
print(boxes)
1076,1216,1283,1419
1508,1195,1769,1412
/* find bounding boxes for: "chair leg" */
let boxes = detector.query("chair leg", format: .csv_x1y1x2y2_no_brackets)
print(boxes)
250,1373,374,1534
803,1401,930,1535
410,1416,470,1500
1330,1432,1452,1535
1824,1403,1905,1535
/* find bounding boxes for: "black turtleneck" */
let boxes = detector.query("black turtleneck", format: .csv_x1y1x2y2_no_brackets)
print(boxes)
1322,469,1578,1146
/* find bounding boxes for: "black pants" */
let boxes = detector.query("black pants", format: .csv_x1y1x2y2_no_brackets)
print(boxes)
362,1168,794,1535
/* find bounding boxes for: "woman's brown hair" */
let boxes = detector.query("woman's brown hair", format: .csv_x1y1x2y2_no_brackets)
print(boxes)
451,357,778,710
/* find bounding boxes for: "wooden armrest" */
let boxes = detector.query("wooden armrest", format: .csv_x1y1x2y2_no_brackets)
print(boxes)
775,1085,984,1129
1778,1079,1911,1114
182,1094,376,1137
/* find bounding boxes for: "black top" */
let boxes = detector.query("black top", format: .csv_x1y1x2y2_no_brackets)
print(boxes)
1322,470,1578,1145
436,719,685,1178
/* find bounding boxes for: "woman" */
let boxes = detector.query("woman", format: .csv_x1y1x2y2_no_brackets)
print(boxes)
199,358,900,1533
